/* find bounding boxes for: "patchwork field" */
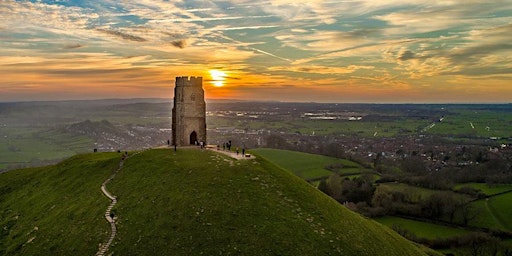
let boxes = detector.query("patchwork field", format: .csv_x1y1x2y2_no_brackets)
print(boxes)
250,148,362,179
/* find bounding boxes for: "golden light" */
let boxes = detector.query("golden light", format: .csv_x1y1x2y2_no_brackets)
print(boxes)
209,69,227,87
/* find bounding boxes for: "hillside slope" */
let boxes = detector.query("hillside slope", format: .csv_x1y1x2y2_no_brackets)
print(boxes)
0,153,120,255
1,149,429,255
108,149,427,255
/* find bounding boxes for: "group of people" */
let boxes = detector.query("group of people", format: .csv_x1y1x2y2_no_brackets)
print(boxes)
217,140,246,157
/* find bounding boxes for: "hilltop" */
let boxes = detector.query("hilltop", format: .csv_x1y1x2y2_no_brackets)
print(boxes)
0,148,431,255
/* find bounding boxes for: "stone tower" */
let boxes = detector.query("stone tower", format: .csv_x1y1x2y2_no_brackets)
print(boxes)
172,76,206,146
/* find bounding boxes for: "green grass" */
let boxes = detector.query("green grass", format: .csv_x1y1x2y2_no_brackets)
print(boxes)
487,192,512,231
428,110,512,138
1,149,431,255
464,192,512,232
467,199,506,231
208,117,427,137
0,127,94,170
345,174,381,181
106,148,427,255
250,148,361,179
379,183,471,203
375,216,470,239
0,152,120,255
453,183,512,196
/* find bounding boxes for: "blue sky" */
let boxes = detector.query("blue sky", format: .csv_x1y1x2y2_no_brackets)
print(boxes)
1,0,511,102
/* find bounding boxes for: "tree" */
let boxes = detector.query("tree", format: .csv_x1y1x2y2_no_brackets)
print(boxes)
371,186,394,214
317,178,331,196
458,233,501,256
459,199,479,226
420,193,445,219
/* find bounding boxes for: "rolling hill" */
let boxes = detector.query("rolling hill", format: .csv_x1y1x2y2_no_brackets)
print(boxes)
1,148,432,255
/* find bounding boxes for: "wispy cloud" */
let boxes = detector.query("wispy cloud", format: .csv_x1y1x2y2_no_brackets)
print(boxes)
63,43,85,49
97,29,147,42
1,0,511,102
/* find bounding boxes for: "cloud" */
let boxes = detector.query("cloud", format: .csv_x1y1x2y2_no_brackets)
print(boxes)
397,50,416,61
269,64,374,75
63,43,84,49
171,40,187,49
97,29,147,42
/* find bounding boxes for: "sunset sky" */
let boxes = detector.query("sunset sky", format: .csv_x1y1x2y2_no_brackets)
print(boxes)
1,0,511,103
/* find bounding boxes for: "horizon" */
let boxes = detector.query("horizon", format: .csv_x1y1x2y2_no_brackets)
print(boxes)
1,97,510,105
1,1,511,103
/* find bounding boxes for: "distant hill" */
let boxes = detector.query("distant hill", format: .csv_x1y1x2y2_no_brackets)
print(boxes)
0,149,432,255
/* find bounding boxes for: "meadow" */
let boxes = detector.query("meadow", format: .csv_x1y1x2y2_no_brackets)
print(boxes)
0,153,119,255
378,183,472,203
453,183,512,196
0,149,431,255
250,148,362,180
375,216,469,240
0,126,93,170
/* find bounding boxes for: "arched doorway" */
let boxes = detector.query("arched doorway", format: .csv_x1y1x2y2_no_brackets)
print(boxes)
189,131,197,145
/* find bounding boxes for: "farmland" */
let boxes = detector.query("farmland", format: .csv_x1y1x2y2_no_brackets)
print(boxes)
251,148,362,180
375,216,469,240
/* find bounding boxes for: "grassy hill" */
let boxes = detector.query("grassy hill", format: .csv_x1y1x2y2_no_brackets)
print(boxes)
1,149,430,255
0,153,120,255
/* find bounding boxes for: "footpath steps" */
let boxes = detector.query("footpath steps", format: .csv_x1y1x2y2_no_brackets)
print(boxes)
95,156,125,256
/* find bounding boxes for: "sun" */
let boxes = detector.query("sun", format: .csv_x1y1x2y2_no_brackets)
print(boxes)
209,70,227,87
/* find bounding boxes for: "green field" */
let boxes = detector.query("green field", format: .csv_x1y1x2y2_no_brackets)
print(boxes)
428,110,512,138
469,199,503,230
487,192,512,231
375,216,469,239
0,127,94,170
379,183,471,202
1,149,430,256
453,183,512,196
250,148,361,179
0,153,119,255
208,117,427,137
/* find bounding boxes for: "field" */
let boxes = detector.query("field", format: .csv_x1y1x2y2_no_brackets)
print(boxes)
378,183,471,202
486,192,512,231
0,149,430,255
250,148,362,179
453,183,512,196
375,216,469,239
469,199,506,231
209,118,427,137
0,127,94,170
428,109,512,138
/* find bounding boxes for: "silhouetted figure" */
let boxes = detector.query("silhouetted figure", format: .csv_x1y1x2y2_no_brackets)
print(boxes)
94,148,97,153
242,147,245,156
174,144,177,151
167,139,170,146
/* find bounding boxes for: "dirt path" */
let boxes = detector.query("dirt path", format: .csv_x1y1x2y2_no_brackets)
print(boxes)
206,146,255,160
96,157,124,256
